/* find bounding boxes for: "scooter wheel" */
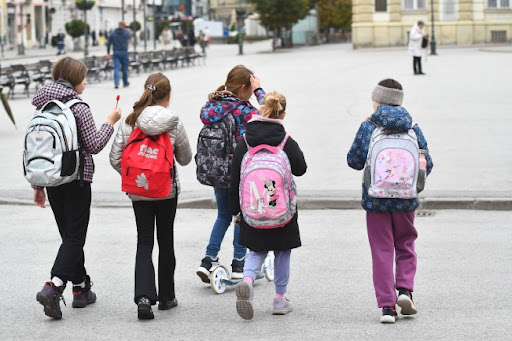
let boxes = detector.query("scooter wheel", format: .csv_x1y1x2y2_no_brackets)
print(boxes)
211,266,228,294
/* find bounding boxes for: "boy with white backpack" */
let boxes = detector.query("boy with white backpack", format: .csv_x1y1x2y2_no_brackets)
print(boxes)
228,91,307,320
347,79,433,323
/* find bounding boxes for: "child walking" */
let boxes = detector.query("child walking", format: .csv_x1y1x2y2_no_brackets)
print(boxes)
229,91,307,320
196,65,266,282
347,79,434,323
32,56,122,319
109,73,192,319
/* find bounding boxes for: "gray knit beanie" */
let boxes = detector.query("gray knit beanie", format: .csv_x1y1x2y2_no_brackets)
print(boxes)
371,85,404,106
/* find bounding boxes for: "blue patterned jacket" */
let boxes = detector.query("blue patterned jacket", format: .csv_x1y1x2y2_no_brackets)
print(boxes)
347,105,434,212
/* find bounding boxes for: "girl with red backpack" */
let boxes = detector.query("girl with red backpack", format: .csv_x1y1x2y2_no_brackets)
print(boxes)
109,73,192,320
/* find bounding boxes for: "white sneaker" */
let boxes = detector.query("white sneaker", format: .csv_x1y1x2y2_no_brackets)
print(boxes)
397,290,417,315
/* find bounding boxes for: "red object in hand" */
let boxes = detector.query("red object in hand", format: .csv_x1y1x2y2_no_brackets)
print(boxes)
116,95,120,107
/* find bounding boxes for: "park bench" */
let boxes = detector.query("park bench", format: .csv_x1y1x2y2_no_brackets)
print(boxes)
129,52,141,74
8,64,31,98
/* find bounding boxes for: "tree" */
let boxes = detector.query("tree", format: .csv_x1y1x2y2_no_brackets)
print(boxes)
317,0,352,42
247,0,314,50
65,19,90,51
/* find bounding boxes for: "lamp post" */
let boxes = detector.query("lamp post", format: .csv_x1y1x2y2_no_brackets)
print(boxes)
142,0,147,51
122,0,125,21
76,1,95,58
237,0,244,55
132,0,137,52
430,0,437,55
17,1,26,55
153,0,156,50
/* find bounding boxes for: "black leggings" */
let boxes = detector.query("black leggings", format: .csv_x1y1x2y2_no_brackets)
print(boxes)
132,196,178,304
47,181,91,284
413,56,423,74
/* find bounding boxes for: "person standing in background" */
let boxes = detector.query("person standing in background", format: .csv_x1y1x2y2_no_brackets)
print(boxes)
107,21,131,89
408,21,428,75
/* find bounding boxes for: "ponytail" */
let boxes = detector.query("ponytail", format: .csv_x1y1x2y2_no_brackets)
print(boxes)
125,72,171,128
260,91,287,119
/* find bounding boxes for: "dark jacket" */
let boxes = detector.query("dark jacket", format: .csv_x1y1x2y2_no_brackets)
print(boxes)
107,27,131,54
347,104,434,212
229,117,307,251
31,80,114,185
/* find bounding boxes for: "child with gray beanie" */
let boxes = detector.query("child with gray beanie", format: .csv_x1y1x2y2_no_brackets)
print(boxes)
347,78,434,323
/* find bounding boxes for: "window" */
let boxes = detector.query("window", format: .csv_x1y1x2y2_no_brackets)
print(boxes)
488,0,510,8
442,0,457,20
404,0,427,10
375,0,387,12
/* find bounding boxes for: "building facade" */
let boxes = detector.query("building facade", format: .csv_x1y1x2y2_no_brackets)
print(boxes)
352,0,512,48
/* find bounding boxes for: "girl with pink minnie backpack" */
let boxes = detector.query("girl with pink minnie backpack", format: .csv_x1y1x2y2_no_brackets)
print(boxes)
228,91,307,320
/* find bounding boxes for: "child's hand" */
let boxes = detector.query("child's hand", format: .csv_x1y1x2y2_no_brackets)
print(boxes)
34,188,46,208
107,107,122,125
364,116,370,121
250,75,261,91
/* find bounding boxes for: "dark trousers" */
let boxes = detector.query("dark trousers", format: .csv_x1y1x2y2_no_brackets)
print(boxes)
413,56,423,74
46,181,91,285
132,196,178,304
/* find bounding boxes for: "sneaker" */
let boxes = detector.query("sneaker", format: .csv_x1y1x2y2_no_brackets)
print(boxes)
114,84,119,89
123,82,130,88
231,258,244,279
137,296,154,320
158,298,178,310
380,306,398,323
36,281,66,319
196,256,217,283
272,298,293,315
235,281,254,320
397,289,417,315
72,275,96,308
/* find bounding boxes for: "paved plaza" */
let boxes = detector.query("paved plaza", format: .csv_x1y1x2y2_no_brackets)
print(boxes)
0,41,511,340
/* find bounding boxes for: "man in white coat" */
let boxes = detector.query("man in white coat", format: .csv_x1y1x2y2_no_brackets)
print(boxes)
408,21,428,75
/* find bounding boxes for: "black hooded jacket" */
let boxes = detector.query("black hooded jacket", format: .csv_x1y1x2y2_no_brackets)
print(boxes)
229,117,307,251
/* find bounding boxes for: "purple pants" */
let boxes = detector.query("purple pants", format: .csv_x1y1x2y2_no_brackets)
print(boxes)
366,211,417,308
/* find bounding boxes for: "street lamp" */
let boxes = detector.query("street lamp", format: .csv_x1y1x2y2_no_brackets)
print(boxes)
17,1,30,56
236,0,245,55
153,0,156,50
132,0,137,52
430,0,437,55
76,1,95,58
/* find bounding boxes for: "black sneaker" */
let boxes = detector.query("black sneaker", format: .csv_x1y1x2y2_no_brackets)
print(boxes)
380,306,398,323
231,258,244,279
196,256,217,283
36,281,66,319
158,297,178,310
137,296,154,320
397,289,417,315
72,275,97,308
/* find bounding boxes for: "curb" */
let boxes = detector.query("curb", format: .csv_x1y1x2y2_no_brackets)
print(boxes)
1,196,511,210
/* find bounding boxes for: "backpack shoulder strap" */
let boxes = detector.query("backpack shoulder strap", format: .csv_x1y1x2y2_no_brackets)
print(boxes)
64,98,89,109
243,134,251,150
277,134,290,150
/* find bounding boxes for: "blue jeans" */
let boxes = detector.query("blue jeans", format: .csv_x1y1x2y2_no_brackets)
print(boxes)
205,187,246,260
113,51,129,86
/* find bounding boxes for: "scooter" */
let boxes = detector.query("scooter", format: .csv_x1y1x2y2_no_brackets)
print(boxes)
209,252,275,294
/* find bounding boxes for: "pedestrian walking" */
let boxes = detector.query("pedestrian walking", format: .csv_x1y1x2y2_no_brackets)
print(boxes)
31,56,122,320
229,91,307,320
347,78,434,323
56,29,66,55
409,21,428,75
107,21,131,89
109,72,192,320
159,27,173,49
195,65,266,283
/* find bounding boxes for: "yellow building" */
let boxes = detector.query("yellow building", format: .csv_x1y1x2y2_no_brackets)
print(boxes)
352,0,512,48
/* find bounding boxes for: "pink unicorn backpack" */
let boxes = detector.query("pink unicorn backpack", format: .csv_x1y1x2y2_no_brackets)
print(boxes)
239,135,297,229
364,125,425,198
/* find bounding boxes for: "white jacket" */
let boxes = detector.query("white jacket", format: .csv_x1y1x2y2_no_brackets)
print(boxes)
109,105,192,201
408,25,424,57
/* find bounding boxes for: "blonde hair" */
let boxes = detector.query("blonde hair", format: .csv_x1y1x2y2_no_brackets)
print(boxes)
216,65,253,97
260,91,286,119
125,73,171,128
51,56,88,86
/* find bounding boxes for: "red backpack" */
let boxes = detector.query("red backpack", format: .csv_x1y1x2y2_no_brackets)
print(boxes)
121,128,174,198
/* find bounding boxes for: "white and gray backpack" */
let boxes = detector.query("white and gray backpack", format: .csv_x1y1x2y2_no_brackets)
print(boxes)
23,99,84,187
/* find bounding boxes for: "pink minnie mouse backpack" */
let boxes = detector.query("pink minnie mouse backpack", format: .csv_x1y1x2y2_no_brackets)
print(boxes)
239,135,297,229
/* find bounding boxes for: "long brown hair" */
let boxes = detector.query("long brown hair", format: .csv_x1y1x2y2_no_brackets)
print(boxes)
260,91,286,119
125,73,171,128
215,65,253,97
52,56,88,86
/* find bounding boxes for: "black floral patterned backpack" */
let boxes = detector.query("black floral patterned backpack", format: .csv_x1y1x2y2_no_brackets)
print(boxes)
195,114,237,188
